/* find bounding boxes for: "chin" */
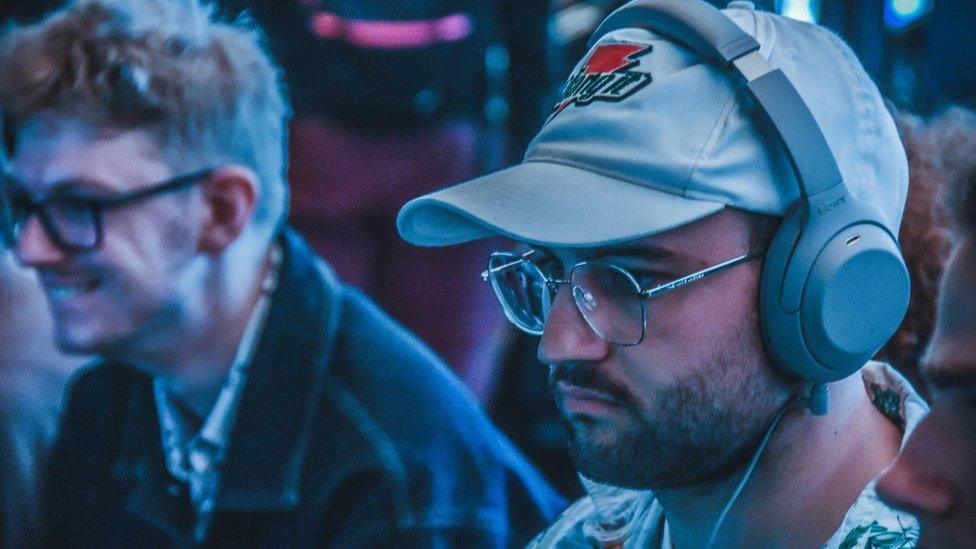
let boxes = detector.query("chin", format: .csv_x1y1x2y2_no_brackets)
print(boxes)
54,322,116,356
566,423,649,489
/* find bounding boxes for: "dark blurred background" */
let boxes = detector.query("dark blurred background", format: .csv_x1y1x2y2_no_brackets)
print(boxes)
1,0,973,501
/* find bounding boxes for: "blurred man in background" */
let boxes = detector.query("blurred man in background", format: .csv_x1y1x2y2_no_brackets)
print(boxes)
220,0,554,399
0,0,563,545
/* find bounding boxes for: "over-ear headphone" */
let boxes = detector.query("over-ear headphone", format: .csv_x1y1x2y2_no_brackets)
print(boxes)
588,0,910,412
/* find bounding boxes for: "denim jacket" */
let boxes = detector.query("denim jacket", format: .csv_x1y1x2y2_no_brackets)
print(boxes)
41,228,565,548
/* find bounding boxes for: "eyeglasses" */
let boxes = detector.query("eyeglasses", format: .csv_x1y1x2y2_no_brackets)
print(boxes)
482,249,765,346
0,168,215,252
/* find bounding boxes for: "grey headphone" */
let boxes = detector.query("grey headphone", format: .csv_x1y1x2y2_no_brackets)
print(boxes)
589,0,910,411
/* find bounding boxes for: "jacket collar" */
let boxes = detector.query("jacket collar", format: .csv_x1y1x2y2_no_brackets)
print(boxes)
113,228,344,513
216,228,343,510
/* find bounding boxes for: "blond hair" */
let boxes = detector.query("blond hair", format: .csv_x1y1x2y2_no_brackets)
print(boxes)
0,0,291,231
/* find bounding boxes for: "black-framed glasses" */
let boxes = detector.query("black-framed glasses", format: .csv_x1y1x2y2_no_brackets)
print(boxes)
482,249,765,346
0,168,215,252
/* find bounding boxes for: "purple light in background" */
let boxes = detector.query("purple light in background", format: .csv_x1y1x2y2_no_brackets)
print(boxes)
309,12,472,49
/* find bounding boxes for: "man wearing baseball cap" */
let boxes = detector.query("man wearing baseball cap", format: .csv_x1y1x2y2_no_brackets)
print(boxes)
398,0,928,546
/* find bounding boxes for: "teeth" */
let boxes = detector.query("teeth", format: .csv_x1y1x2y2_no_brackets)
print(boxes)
49,283,93,299
50,286,81,299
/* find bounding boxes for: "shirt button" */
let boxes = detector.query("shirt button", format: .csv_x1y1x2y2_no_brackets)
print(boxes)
167,483,181,497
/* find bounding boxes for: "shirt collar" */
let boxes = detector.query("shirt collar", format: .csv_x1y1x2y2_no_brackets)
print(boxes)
153,243,281,525
114,229,345,512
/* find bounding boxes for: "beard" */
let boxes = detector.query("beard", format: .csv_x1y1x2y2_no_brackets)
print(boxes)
550,327,792,490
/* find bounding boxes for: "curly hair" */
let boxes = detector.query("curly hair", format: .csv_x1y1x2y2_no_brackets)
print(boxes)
937,108,976,234
0,0,291,231
877,107,976,382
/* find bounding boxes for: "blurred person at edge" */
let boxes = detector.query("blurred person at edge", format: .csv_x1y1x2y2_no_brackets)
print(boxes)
877,114,976,548
218,0,553,400
0,1,564,546
0,251,87,548
398,1,930,547
876,108,976,390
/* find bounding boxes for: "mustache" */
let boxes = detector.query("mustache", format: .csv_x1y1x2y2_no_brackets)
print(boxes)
549,362,637,408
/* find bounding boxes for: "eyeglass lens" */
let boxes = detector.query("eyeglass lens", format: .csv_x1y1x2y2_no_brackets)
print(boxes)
487,254,646,345
571,263,645,345
487,253,551,334
2,190,100,250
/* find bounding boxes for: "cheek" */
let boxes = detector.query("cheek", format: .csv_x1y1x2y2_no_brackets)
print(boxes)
622,302,767,406
642,276,763,359
103,206,197,274
899,421,953,474
157,199,203,252
903,410,976,486
948,410,976,489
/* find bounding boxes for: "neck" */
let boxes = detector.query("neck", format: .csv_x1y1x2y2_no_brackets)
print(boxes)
134,240,274,417
659,374,903,548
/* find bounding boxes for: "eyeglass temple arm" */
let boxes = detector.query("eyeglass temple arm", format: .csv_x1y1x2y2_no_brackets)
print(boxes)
642,250,765,298
99,168,215,208
481,250,536,281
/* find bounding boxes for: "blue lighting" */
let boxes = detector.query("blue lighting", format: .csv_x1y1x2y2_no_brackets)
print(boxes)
884,0,934,31
776,0,820,23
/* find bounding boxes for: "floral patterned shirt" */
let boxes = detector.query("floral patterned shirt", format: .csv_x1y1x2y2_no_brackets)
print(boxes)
528,362,928,548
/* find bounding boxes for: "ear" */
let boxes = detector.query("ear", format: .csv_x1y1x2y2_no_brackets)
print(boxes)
197,165,259,254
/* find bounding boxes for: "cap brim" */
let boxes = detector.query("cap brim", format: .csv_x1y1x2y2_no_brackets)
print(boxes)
397,161,725,248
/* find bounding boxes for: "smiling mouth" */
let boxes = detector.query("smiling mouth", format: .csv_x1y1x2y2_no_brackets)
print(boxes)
46,278,101,299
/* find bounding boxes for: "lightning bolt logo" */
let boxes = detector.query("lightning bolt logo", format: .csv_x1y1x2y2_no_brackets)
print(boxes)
583,43,648,73
548,43,653,123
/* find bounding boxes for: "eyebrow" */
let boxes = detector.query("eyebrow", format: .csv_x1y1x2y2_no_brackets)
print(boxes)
596,244,679,261
3,174,118,199
46,178,118,196
533,244,680,262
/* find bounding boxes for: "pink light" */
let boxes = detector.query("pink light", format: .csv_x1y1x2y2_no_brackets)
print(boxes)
309,12,472,49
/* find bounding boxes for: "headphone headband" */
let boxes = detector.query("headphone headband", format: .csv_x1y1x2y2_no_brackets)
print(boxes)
585,0,911,404
589,0,759,63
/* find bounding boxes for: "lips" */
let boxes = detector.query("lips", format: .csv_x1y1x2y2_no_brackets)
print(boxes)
557,380,622,416
41,273,101,300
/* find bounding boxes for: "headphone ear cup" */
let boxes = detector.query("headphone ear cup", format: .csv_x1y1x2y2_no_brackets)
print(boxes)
761,206,910,384
800,223,910,376
760,203,808,378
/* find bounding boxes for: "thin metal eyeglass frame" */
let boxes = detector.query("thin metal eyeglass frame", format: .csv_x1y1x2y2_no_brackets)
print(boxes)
482,248,766,345
1,167,215,252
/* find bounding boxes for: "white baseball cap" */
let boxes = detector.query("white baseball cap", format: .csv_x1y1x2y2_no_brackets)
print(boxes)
397,1,908,248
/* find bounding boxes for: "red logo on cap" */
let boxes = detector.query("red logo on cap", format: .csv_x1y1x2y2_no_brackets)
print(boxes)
548,43,653,122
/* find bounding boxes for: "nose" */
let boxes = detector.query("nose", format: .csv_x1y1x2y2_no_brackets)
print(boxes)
538,282,611,365
14,214,69,268
876,455,956,519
